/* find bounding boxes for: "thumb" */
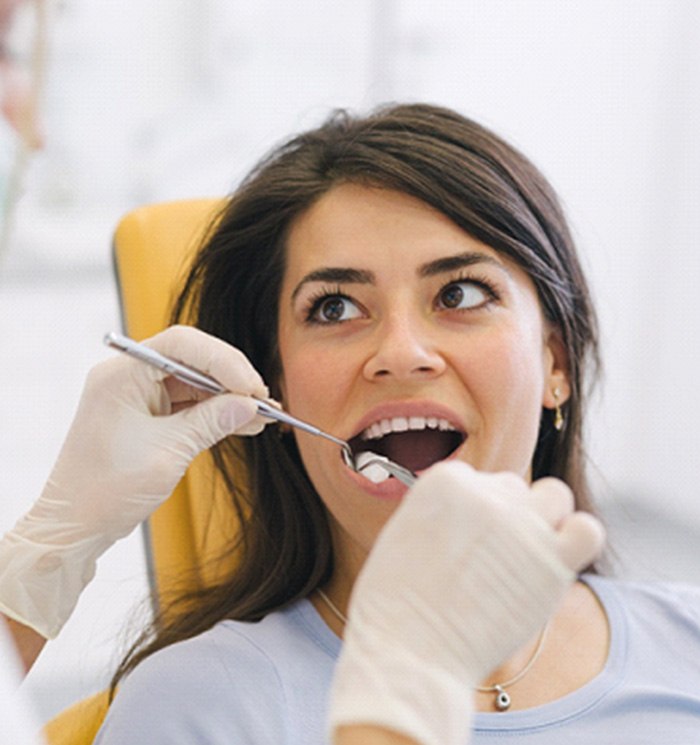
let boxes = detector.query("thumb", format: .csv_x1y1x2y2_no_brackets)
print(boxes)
216,394,268,437
556,512,606,572
170,394,265,456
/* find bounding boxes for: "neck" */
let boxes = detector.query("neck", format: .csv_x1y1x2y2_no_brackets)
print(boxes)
317,521,368,634
313,577,352,637
313,579,609,713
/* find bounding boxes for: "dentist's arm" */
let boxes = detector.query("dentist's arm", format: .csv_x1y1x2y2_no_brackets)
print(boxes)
330,463,605,745
1,616,45,672
337,729,414,745
0,326,272,663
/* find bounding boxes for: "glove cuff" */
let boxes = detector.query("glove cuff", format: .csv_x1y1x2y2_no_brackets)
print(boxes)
0,528,109,639
329,638,474,745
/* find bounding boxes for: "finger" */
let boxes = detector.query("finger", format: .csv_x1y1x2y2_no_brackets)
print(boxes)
163,372,282,421
164,376,213,406
146,326,269,398
170,393,266,455
555,512,606,572
528,477,575,528
213,394,268,436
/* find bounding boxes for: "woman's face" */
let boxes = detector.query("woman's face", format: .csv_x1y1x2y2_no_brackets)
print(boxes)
277,184,568,575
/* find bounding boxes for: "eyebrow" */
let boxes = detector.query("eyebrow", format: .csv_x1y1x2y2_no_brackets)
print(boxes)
290,267,374,303
290,251,508,302
418,251,509,278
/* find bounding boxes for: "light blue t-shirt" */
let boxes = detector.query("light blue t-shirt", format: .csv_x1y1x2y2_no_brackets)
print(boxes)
94,575,700,744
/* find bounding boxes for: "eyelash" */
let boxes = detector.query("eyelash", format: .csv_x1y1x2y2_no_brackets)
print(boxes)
303,274,500,325
304,285,354,325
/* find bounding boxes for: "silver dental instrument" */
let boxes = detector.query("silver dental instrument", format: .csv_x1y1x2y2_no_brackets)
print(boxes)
359,456,416,486
103,332,417,486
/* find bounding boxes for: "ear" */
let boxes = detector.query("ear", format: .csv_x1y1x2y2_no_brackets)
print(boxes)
541,327,571,410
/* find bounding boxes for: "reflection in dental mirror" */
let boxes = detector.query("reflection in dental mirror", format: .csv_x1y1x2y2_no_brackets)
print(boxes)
354,451,392,484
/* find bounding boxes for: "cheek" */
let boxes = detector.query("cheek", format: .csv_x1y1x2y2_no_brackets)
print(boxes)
278,340,352,421
458,325,546,396
459,327,547,465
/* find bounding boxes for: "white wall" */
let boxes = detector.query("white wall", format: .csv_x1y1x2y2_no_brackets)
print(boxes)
2,0,699,723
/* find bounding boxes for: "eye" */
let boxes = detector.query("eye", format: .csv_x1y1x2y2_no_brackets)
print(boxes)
436,280,493,311
307,293,363,324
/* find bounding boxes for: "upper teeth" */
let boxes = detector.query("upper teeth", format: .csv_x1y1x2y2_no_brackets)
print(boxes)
361,416,457,441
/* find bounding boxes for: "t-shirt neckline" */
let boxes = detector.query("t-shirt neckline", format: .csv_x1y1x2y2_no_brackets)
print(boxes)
472,573,627,732
291,573,626,733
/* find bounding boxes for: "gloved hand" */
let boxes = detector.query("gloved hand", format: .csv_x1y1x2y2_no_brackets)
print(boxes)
329,462,605,745
0,325,272,639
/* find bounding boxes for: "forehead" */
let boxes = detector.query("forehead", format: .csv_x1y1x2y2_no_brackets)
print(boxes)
283,183,524,283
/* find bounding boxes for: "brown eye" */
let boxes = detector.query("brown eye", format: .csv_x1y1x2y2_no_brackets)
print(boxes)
437,281,489,310
319,297,347,321
440,284,464,308
308,294,363,324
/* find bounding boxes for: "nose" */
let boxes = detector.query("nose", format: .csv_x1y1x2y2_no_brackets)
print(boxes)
362,314,447,382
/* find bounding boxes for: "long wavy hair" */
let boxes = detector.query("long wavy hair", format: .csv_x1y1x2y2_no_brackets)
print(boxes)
111,103,600,691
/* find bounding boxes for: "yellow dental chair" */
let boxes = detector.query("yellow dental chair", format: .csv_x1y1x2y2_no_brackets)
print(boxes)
43,198,243,744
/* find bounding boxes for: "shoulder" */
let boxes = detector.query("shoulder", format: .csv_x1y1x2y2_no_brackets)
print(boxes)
586,573,700,637
95,599,338,745
127,619,287,695
579,574,700,728
591,573,700,610
94,624,284,744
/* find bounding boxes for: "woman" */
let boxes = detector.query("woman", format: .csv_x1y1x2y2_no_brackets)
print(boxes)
101,102,698,741
1,104,697,743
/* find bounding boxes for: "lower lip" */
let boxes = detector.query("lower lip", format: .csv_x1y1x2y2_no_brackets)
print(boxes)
344,463,410,499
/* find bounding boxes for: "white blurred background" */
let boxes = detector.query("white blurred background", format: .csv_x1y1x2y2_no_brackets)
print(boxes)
1,0,699,725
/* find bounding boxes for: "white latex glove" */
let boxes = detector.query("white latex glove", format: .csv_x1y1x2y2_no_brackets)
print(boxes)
0,325,272,639
329,462,605,745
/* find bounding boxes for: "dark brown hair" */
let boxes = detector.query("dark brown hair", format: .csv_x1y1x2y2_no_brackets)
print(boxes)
112,103,600,690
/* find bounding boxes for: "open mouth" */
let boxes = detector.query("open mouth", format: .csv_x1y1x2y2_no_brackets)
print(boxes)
347,416,466,474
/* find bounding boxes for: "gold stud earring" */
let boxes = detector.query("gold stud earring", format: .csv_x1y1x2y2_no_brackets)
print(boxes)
553,387,564,431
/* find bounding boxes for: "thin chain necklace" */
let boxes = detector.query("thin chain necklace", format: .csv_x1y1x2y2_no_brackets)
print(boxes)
316,588,549,712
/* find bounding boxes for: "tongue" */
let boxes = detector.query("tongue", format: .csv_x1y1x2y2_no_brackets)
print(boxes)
369,430,458,472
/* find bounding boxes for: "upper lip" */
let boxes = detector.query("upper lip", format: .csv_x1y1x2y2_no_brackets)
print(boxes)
346,400,467,441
